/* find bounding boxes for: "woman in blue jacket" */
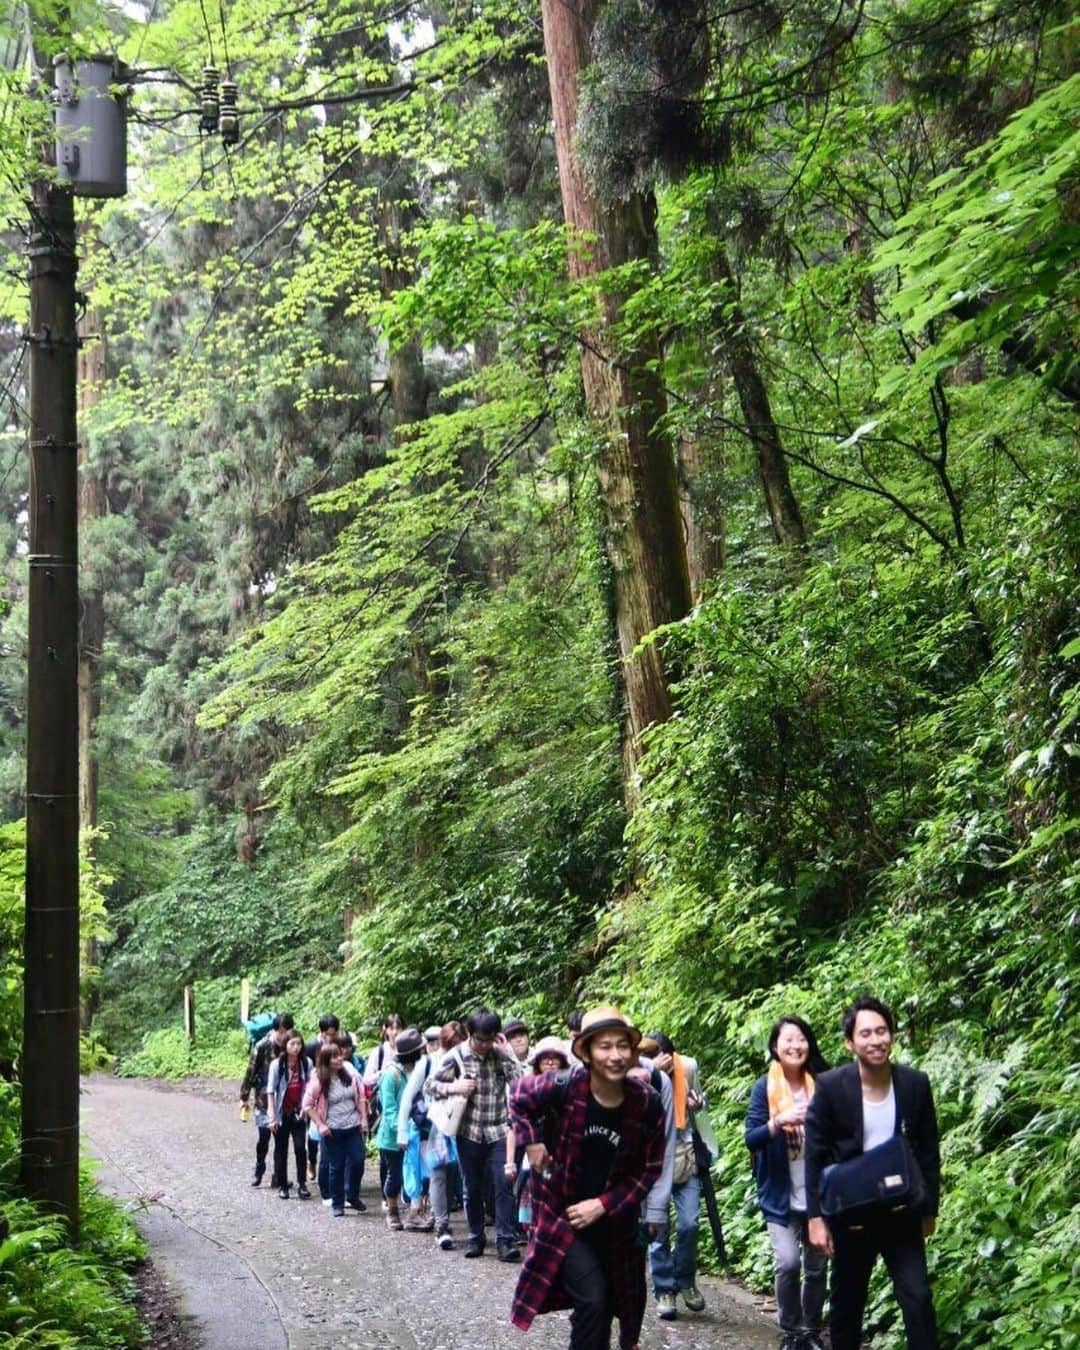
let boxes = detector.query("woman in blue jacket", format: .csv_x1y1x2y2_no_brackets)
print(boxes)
745,1015,830,1350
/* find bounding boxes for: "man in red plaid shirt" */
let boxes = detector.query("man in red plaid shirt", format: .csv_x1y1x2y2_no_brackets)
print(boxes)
509,1006,666,1350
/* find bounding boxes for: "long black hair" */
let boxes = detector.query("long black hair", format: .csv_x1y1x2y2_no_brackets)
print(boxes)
767,1015,829,1076
281,1031,311,1083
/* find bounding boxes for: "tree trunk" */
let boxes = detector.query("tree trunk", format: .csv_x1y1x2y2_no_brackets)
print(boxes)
540,0,692,789
378,191,428,429
713,251,807,550
676,425,725,597
76,294,107,1033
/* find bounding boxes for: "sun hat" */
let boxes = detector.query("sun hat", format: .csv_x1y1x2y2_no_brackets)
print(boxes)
395,1026,426,1059
424,1025,442,1042
571,1005,641,1062
527,1035,572,1070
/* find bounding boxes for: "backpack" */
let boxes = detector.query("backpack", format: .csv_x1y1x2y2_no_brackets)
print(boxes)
408,1056,432,1138
244,1011,277,1046
365,1043,388,1135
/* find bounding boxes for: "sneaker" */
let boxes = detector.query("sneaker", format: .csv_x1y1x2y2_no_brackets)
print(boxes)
656,1293,678,1321
682,1285,705,1313
250,1171,264,1187
331,1207,345,1218
464,1238,485,1259
297,1185,311,1200
381,1199,389,1213
322,1198,332,1207
346,1199,367,1213
386,1210,405,1231
496,1240,521,1263
436,1228,455,1251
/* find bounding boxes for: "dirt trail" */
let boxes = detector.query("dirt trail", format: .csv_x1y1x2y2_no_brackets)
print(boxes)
82,1075,776,1350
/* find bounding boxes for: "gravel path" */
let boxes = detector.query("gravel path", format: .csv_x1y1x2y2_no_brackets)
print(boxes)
82,1075,777,1350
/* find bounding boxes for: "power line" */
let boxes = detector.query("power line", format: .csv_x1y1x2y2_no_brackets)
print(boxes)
196,0,217,66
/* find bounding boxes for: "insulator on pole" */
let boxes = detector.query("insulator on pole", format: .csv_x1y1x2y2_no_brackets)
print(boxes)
200,64,219,134
220,79,239,147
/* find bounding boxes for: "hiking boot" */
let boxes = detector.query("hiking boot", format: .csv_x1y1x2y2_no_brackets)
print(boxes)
682,1285,705,1313
386,1202,404,1231
656,1293,678,1321
403,1203,435,1232
464,1237,485,1258
435,1225,455,1251
496,1240,521,1263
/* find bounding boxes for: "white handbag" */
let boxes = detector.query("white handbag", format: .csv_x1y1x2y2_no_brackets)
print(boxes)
427,1091,468,1137
426,1047,469,1137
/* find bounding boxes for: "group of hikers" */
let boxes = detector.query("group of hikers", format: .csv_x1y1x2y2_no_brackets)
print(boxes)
239,994,940,1350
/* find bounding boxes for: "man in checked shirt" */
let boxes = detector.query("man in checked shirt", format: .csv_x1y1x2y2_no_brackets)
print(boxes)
429,1006,525,1261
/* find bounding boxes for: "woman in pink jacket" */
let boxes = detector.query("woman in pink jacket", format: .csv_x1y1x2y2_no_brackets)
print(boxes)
303,1042,368,1217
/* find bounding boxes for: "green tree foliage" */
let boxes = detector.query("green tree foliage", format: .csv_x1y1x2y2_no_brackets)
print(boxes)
0,0,1075,1342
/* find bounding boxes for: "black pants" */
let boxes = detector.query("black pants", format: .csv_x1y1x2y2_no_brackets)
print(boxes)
830,1212,937,1349
255,1124,282,1186
562,1236,613,1350
457,1135,516,1244
380,1147,404,1200
273,1112,307,1188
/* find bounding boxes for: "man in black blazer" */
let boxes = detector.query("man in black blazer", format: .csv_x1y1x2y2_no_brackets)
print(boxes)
806,995,940,1349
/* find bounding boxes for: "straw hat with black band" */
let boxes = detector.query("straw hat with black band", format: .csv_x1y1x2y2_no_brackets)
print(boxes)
571,1005,642,1062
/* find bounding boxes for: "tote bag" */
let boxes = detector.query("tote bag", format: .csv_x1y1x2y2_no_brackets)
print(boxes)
426,1047,469,1136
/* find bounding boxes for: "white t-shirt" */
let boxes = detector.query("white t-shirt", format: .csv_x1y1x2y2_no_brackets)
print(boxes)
862,1082,896,1152
787,1085,809,1212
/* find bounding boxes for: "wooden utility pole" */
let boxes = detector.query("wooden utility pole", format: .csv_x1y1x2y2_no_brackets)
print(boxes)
23,172,81,1239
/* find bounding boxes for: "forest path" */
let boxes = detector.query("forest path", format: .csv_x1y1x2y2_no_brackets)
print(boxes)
82,1075,776,1350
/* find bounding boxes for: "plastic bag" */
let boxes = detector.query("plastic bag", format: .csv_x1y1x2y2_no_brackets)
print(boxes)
403,1119,431,1199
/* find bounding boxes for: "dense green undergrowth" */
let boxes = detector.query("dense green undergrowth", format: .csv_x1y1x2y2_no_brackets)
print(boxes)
0,824,147,1347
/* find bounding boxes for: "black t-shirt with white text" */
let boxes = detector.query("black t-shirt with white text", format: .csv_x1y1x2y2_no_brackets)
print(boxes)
577,1094,624,1254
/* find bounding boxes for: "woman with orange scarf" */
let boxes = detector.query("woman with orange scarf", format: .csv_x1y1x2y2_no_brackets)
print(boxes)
745,1015,830,1350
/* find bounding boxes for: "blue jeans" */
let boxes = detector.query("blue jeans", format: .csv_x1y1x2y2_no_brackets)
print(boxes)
321,1126,366,1211
649,1173,701,1293
457,1134,515,1244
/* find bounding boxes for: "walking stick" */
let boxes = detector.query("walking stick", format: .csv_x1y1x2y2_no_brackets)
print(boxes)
698,1161,730,1270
